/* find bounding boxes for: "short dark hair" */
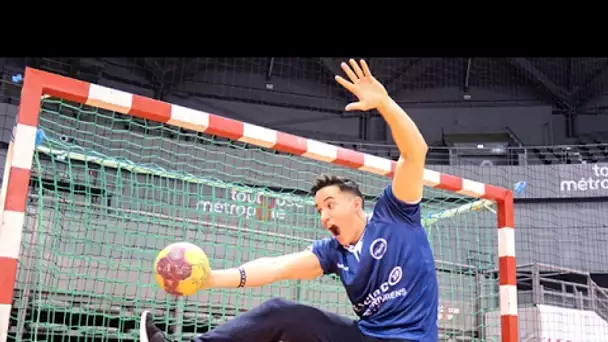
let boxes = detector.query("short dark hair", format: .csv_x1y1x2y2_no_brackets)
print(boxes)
310,173,364,207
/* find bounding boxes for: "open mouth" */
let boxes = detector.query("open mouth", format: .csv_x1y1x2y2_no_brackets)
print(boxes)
329,225,340,237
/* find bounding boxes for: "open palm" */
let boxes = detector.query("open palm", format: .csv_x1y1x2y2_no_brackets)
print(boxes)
335,59,389,111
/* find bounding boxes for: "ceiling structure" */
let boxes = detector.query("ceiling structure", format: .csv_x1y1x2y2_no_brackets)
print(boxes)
4,57,608,116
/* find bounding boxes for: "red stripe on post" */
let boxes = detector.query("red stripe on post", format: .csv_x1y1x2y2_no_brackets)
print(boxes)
206,115,244,141
130,95,172,123
336,147,365,169
500,315,518,342
436,173,463,192
497,192,514,228
498,256,517,286
37,70,91,105
0,257,18,305
483,184,510,202
17,69,45,127
497,191,516,342
4,168,31,213
275,132,307,156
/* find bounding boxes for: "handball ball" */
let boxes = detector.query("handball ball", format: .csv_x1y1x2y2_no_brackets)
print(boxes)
154,242,212,296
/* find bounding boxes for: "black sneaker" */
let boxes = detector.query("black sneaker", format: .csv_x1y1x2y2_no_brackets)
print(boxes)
139,310,174,342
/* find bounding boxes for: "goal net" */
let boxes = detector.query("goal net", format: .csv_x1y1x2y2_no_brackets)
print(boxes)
0,69,517,342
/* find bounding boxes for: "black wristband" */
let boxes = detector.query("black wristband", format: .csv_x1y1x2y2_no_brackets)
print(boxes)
237,267,246,288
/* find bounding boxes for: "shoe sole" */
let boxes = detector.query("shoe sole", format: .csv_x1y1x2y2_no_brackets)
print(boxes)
140,310,150,342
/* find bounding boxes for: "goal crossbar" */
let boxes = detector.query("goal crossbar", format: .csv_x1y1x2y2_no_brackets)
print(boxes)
0,67,518,342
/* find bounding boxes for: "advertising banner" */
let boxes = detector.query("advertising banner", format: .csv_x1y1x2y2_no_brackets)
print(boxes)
195,187,307,222
433,163,608,200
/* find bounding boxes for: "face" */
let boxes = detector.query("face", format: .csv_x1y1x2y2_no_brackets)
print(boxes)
314,184,363,246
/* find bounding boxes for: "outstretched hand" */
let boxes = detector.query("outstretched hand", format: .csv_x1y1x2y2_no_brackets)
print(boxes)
335,59,389,112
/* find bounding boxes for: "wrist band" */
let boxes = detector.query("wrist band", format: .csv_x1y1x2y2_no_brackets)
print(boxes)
237,267,246,288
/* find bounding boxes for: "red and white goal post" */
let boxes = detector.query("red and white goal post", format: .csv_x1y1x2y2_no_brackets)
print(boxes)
0,67,518,342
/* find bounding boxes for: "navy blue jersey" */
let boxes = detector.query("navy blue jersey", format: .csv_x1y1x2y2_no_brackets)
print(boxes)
311,184,439,342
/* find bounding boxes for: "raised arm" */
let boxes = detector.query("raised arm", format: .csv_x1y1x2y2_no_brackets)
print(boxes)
335,59,428,204
206,249,324,289
377,97,428,204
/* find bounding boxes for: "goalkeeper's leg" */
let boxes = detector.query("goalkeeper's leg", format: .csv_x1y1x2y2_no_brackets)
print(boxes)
140,297,375,342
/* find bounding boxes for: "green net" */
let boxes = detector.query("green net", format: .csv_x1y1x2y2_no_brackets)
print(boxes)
9,97,501,342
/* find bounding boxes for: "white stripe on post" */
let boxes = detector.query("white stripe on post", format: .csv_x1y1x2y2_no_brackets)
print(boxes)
498,227,516,258
11,124,37,170
423,169,442,187
86,84,133,114
360,154,392,175
241,123,278,148
0,304,10,342
169,105,209,133
457,179,486,198
499,284,518,316
303,140,337,163
0,211,25,259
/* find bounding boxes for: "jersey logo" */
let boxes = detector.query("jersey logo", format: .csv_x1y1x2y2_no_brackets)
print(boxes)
369,238,388,260
388,266,403,285
353,266,407,317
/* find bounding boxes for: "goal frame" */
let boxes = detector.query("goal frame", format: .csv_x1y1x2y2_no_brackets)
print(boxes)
0,67,518,342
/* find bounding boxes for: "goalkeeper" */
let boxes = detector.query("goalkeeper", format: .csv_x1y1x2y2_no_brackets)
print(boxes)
140,59,439,342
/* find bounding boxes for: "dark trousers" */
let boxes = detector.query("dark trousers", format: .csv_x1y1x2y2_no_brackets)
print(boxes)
192,297,407,342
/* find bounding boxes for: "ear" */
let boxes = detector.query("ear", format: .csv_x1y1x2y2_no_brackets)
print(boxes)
353,196,363,210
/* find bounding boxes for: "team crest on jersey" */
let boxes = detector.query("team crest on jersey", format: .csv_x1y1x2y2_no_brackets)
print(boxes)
369,238,387,260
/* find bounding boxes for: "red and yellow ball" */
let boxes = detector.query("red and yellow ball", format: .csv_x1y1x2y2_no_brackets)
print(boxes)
154,242,212,296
